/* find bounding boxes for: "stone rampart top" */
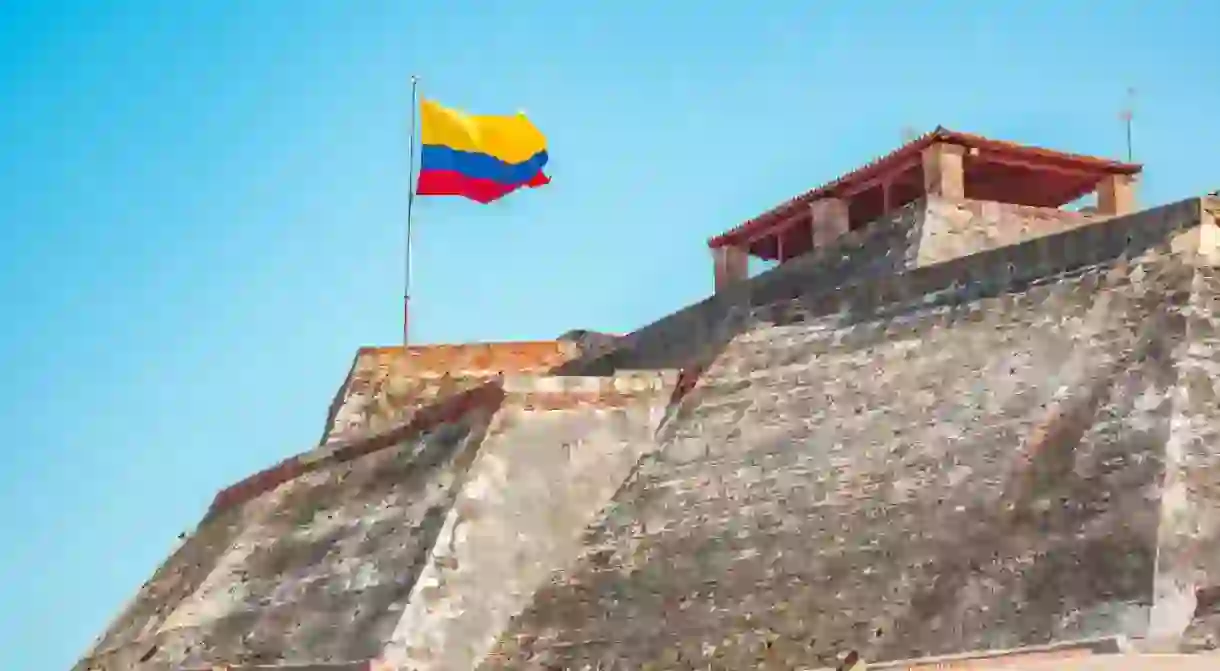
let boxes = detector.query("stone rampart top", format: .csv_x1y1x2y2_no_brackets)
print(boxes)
319,341,581,444
355,341,575,378
212,369,677,521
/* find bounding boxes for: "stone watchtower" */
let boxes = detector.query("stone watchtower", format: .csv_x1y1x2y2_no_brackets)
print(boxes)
707,127,1142,291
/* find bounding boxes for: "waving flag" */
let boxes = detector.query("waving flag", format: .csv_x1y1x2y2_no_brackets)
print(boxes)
416,98,550,204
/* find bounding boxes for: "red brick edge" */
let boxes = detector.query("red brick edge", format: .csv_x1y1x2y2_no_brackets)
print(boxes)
206,381,507,516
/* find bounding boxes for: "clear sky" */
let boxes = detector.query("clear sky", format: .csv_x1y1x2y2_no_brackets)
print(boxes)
1,2,1218,669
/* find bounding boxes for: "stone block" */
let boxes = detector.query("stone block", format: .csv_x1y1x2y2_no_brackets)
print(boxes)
1098,174,1137,216
922,142,966,199
811,197,851,247
713,244,749,293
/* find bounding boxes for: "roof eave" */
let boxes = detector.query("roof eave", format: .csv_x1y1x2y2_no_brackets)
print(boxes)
708,128,1143,249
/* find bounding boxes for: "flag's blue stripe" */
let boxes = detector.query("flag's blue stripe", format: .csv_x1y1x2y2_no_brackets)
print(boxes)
420,145,549,186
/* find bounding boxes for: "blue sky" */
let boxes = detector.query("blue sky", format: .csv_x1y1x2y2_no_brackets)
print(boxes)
1,2,1218,669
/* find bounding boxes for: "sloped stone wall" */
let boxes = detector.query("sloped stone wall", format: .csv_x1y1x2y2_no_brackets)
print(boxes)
76,405,498,671
74,499,271,671
1157,205,1220,649
74,370,679,671
384,372,678,671
482,206,1207,670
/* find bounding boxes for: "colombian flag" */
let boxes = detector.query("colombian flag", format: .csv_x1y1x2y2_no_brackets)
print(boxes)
416,99,550,204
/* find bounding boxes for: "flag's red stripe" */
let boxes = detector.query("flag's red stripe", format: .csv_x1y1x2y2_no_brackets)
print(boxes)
417,169,549,204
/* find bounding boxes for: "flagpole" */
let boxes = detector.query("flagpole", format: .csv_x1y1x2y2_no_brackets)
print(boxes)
404,75,419,346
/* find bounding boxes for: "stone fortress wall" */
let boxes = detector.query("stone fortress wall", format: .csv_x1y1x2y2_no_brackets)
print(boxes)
487,198,1220,669
74,195,1220,670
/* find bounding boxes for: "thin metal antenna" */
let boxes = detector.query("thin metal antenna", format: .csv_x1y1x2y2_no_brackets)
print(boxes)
1119,87,1136,162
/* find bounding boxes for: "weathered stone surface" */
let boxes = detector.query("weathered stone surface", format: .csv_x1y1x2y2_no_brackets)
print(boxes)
74,501,263,670
882,648,1220,670
75,197,1220,670
73,373,678,671
557,329,622,361
322,343,576,443
566,199,1200,377
77,407,496,671
1155,216,1220,649
482,201,1219,670
384,372,677,671
566,199,925,375
915,197,1105,267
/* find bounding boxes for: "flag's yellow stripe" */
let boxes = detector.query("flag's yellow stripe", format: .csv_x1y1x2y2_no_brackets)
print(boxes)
420,99,547,165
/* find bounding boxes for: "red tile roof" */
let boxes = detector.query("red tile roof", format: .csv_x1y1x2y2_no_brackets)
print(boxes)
708,127,1142,249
